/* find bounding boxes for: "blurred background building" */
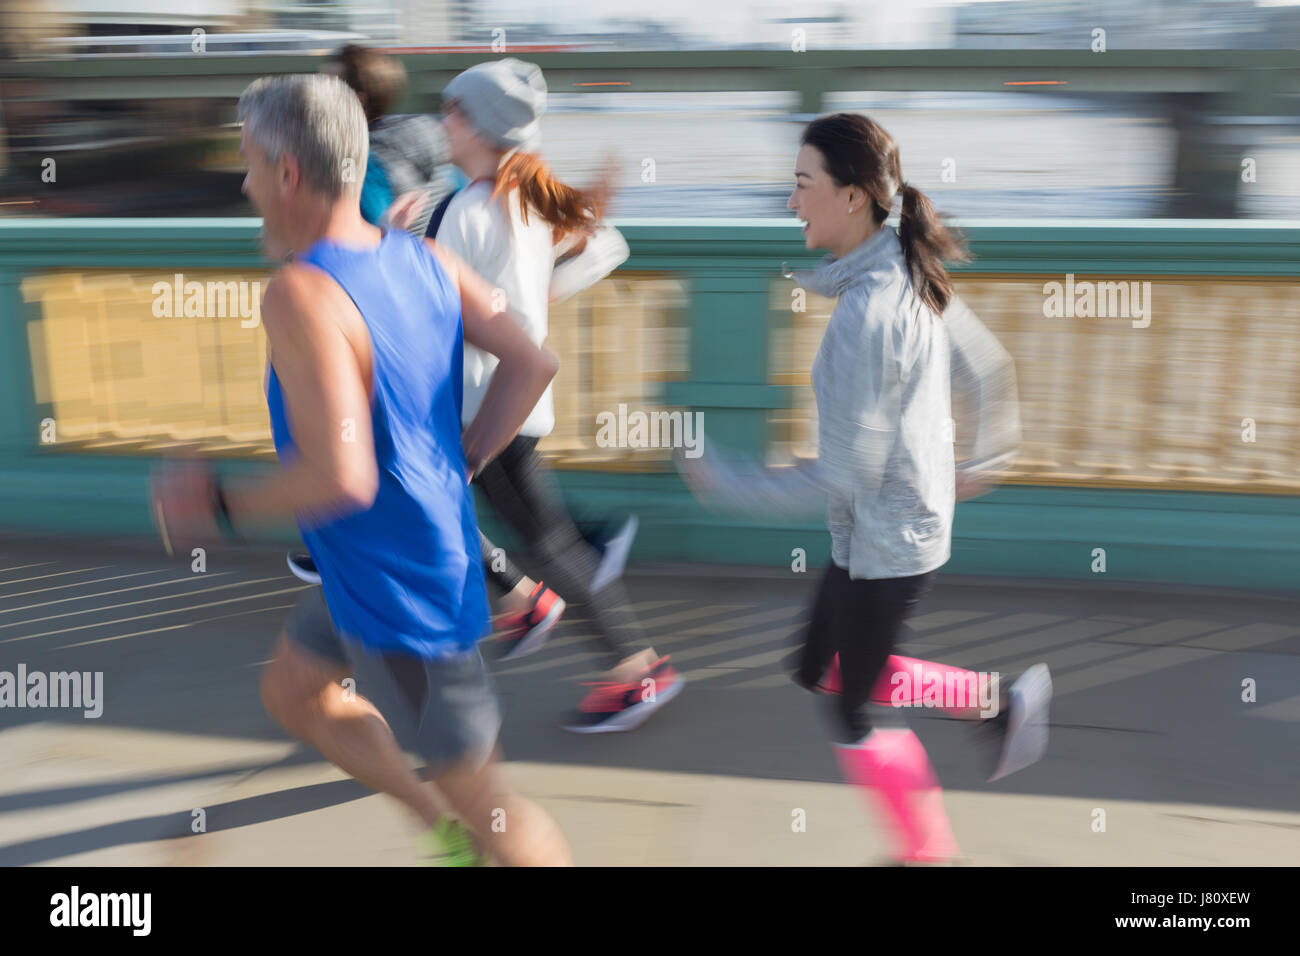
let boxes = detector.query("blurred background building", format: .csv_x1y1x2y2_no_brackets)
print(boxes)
3,0,1298,218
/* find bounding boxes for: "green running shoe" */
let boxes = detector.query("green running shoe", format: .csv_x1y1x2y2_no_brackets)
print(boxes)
417,817,486,867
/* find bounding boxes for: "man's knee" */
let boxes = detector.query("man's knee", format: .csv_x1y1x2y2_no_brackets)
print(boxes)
260,655,304,731
260,634,345,731
432,748,502,809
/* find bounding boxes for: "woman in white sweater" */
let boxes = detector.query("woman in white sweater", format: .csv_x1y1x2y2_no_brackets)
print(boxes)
682,113,1052,863
437,59,681,733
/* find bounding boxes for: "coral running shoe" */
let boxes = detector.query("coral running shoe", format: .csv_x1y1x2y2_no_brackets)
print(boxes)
561,655,683,733
492,582,566,662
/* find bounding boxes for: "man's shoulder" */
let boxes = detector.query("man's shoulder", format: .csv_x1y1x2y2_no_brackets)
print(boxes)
263,260,354,336
265,260,327,306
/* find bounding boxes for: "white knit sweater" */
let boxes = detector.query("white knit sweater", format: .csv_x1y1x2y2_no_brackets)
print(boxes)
436,180,630,437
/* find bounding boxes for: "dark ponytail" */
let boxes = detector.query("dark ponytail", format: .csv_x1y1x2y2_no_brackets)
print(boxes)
802,113,968,314
898,182,968,314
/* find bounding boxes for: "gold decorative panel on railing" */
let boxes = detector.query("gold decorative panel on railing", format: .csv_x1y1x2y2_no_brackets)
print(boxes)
539,274,690,467
770,274,1300,494
20,270,689,465
23,270,275,457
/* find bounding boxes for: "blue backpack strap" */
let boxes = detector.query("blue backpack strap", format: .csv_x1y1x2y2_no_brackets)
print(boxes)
424,189,459,239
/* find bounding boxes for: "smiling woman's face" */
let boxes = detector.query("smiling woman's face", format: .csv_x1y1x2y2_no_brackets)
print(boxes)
788,143,851,253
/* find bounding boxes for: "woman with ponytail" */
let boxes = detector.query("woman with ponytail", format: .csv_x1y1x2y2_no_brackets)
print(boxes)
681,113,1049,863
436,59,681,733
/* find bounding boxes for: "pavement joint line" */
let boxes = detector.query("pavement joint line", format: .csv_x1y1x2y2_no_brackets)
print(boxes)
0,575,297,629
0,563,58,574
0,569,187,604
46,598,307,650
55,617,301,654
0,566,118,588
3,584,311,645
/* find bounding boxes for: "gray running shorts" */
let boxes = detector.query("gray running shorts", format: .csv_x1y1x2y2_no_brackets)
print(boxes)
284,586,501,773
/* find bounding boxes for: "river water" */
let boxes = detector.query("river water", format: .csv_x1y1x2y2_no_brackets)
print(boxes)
535,91,1300,219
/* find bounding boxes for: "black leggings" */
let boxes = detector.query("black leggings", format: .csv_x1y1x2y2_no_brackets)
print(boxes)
472,434,646,669
795,563,935,744
480,530,525,593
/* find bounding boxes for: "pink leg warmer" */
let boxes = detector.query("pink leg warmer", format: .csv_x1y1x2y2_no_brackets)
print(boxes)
833,728,960,863
820,654,993,716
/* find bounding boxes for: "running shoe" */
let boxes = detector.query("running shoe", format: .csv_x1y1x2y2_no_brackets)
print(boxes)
287,551,320,585
492,582,566,661
985,663,1052,782
590,515,639,593
814,654,842,694
560,655,683,733
416,816,487,867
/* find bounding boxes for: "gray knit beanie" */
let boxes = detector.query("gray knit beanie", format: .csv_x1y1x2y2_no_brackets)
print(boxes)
443,58,546,152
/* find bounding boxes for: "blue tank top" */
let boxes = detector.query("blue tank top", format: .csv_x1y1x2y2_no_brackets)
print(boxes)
265,228,490,658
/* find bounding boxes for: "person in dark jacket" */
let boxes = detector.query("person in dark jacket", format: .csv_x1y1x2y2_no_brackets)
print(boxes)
324,44,467,238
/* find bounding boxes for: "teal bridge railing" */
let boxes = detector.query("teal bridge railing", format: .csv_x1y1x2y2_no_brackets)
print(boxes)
1,217,1297,591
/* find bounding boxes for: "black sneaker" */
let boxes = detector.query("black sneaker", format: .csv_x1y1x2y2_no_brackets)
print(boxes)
286,551,320,585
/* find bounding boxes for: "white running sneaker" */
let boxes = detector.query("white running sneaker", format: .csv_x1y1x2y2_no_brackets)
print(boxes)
590,515,638,594
990,663,1052,782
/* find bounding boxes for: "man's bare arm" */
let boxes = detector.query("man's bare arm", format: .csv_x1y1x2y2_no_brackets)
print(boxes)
223,263,380,530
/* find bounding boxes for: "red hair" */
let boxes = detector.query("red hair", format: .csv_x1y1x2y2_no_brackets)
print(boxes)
490,151,609,243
